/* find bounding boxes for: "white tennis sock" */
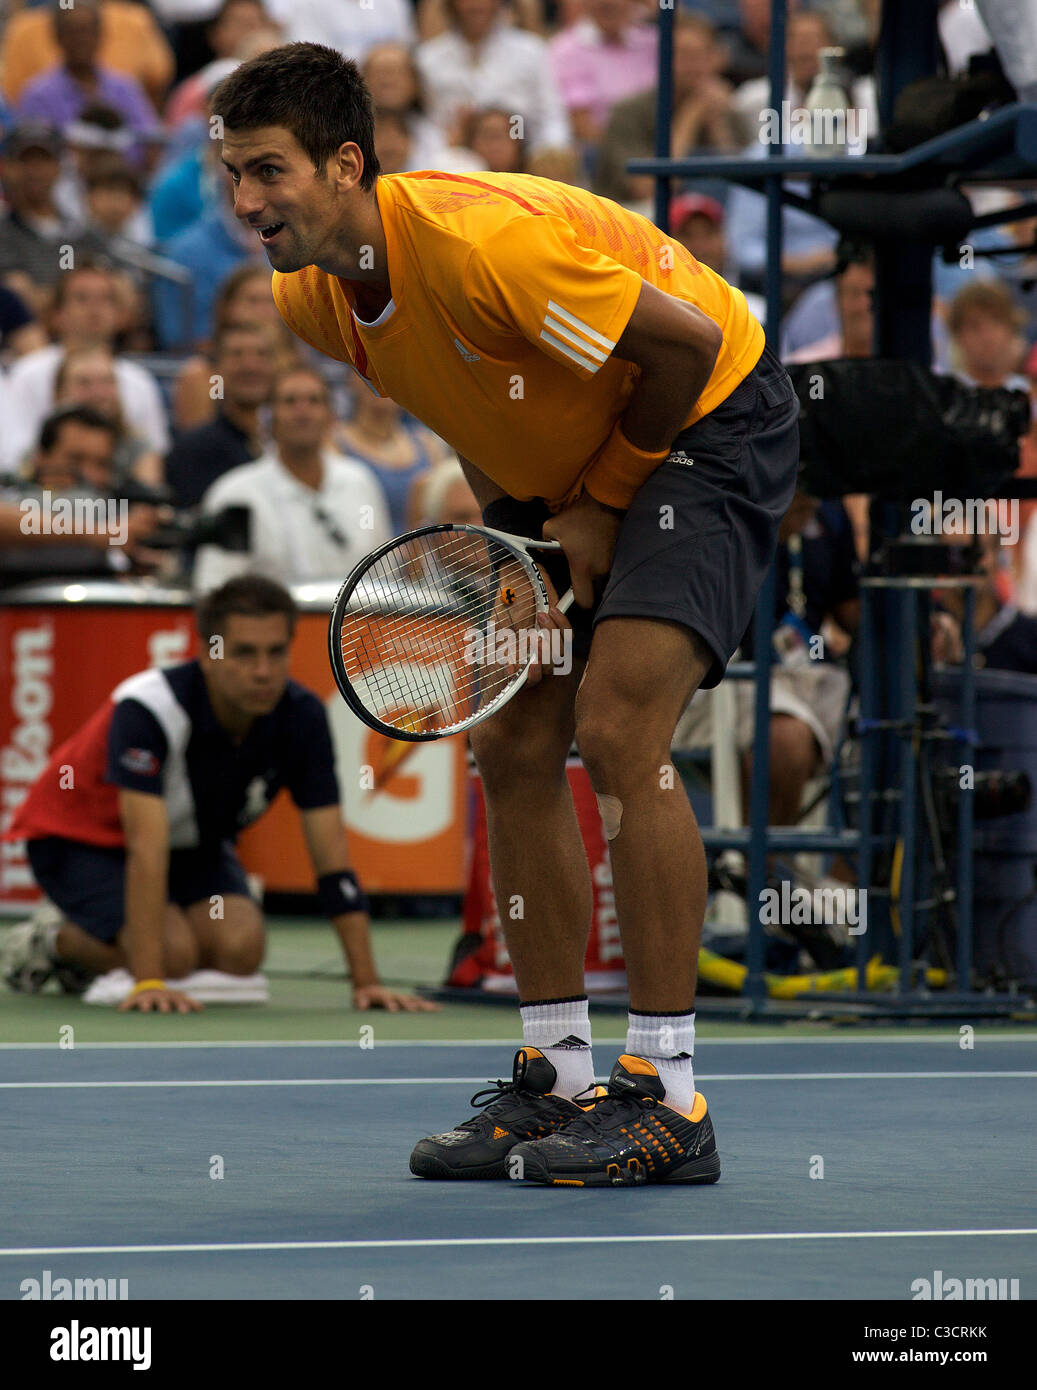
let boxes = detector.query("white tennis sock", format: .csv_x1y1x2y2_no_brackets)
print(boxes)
519,996,593,1100
626,1010,696,1115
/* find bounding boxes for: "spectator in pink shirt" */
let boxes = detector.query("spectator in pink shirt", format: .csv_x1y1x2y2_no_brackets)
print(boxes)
550,0,657,146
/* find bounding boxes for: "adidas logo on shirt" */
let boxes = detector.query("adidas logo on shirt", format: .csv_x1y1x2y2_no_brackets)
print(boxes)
453,337,481,362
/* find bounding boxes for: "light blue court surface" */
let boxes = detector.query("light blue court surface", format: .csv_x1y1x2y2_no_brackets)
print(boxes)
1,1037,1034,1300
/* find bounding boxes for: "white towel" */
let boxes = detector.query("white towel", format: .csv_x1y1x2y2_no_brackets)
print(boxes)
82,968,269,1006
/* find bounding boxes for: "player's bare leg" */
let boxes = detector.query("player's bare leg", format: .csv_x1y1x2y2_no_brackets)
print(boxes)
410,657,600,1176
186,894,265,974
575,616,712,1014
508,618,724,1186
467,658,589,1003
58,905,201,978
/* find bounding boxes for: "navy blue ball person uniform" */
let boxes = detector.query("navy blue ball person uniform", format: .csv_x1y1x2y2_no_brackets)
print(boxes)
17,662,339,947
6,577,427,1012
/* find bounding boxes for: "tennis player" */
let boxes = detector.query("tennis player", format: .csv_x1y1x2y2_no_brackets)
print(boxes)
212,43,800,1186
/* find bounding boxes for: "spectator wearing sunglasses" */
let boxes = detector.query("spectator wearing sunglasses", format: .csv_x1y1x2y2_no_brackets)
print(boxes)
193,364,391,592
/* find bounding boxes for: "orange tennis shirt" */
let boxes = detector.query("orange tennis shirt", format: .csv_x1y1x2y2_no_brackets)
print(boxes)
272,171,764,510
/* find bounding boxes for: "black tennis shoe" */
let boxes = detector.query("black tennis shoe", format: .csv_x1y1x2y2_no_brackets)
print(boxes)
409,1046,587,1179
509,1055,721,1187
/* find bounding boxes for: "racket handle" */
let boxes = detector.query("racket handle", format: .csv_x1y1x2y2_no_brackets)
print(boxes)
555,588,575,614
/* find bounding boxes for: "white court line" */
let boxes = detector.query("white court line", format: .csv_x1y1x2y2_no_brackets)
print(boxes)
0,1035,1035,1050
0,1229,1035,1258
1,1070,1035,1090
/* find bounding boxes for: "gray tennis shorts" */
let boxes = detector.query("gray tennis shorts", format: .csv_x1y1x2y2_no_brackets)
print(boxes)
535,345,800,688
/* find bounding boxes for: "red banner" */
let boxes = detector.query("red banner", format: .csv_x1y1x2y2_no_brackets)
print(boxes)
450,760,626,992
0,596,467,909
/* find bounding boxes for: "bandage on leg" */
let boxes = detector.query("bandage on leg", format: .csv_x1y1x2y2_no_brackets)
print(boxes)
596,793,623,841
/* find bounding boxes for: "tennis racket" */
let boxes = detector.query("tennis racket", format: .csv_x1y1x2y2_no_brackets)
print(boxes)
328,523,574,742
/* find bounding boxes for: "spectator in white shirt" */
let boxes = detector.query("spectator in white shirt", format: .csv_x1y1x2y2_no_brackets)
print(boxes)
0,259,169,474
416,0,572,158
263,0,415,63
193,365,391,591
373,107,484,176
362,41,468,170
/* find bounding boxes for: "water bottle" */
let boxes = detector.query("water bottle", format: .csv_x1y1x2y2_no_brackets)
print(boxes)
802,47,850,158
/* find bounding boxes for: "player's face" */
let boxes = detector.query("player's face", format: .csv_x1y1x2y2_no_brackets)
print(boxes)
204,614,294,717
221,126,349,274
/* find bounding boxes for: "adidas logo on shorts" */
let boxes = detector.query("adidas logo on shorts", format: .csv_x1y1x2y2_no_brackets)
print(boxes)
668,449,694,466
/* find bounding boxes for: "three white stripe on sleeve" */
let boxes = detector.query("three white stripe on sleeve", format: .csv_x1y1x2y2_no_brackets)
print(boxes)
540,299,616,373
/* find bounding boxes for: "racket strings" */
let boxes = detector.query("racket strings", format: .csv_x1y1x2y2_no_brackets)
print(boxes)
337,528,540,734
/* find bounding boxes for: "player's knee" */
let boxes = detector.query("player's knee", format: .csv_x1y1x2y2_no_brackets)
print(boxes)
210,931,265,975
469,715,572,787
162,935,200,980
574,704,639,787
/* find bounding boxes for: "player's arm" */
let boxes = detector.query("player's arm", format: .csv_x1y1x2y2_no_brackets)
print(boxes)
607,280,723,462
299,805,437,1013
118,789,169,985
116,790,200,1014
542,284,723,606
107,699,200,1014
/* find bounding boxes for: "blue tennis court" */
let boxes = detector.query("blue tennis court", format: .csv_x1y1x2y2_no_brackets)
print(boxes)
2,1035,1034,1301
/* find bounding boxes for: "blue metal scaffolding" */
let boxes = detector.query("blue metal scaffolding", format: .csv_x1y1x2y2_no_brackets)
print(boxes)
643,0,1037,1016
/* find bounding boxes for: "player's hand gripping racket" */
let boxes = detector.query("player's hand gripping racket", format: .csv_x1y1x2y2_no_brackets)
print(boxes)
328,524,574,741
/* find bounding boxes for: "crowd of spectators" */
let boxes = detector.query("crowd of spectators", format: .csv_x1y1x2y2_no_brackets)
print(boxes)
3,0,1037,849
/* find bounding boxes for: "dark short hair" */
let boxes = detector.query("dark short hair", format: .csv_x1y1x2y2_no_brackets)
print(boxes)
49,257,115,311
210,317,277,360
38,404,118,454
211,41,381,191
196,575,298,643
834,238,875,277
55,0,101,28
272,364,331,401
83,153,142,197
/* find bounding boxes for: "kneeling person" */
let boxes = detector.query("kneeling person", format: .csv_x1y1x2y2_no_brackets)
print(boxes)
4,576,430,1014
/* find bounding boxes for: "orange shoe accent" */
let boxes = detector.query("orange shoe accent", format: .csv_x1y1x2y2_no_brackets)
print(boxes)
659,1092,707,1121
618,1055,660,1077
577,1085,608,1109
551,1179,585,1186
518,1047,544,1062
492,1126,510,1140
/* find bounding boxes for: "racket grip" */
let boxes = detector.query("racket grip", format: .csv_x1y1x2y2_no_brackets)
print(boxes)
555,588,575,613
